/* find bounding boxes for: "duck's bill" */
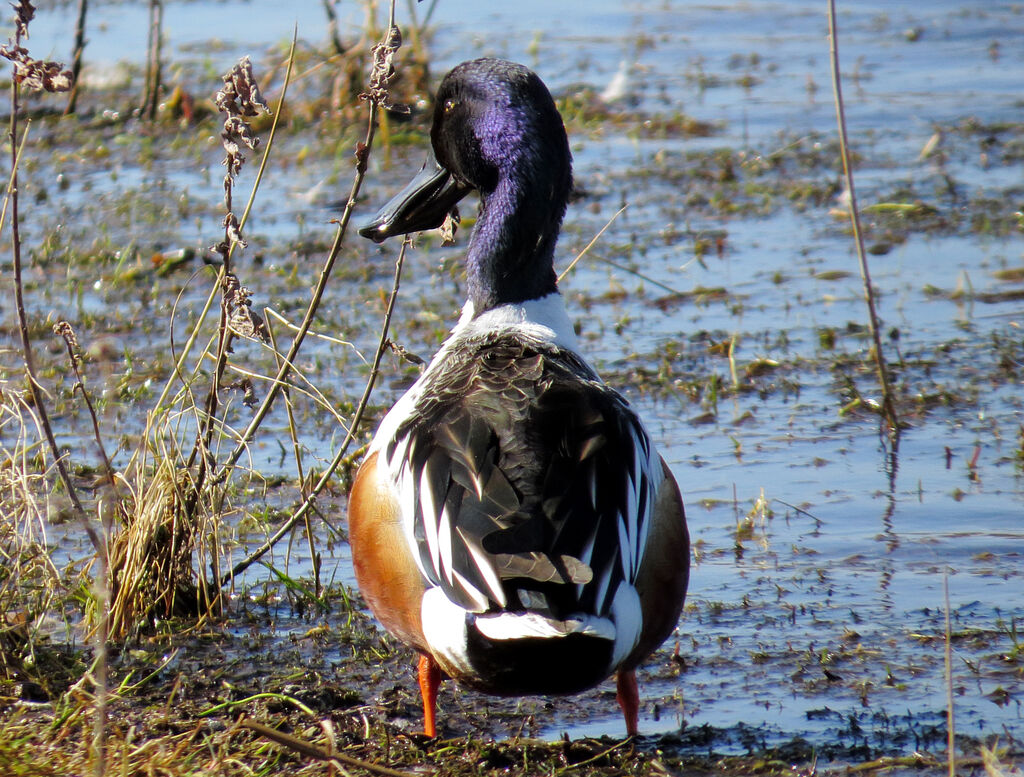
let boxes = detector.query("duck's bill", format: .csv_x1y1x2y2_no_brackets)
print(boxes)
358,153,472,243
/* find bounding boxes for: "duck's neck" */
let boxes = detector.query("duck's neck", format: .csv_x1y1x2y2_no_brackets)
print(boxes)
466,176,563,314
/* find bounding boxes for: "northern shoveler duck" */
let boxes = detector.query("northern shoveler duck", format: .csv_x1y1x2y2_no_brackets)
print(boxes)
350,57,690,738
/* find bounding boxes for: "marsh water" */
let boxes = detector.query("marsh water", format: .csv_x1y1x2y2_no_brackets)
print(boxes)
11,0,1024,760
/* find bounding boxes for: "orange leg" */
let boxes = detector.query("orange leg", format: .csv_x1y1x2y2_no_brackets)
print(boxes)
615,669,640,737
418,654,443,737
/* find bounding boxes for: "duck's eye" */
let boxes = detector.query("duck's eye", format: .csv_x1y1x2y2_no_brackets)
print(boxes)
443,99,458,114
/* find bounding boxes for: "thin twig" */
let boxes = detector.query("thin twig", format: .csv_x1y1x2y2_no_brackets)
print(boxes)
847,754,942,773
420,0,441,28
554,737,631,774
90,542,109,777
180,54,277,574
264,307,365,355
191,54,272,467
200,693,316,718
54,321,120,492
235,33,297,249
4,12,102,766
241,719,412,777
944,572,955,777
211,182,355,481
267,318,306,484
556,204,693,295
586,253,684,296
322,0,347,56
827,0,899,435
6,60,88,532
222,237,409,584
772,498,824,525
402,0,431,80
266,317,321,595
223,358,350,428
0,103,29,243
557,203,627,283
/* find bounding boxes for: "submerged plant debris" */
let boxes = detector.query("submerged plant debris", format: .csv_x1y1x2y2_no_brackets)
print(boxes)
0,0,1022,775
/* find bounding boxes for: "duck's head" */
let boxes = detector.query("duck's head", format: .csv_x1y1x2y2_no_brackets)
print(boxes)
359,58,573,313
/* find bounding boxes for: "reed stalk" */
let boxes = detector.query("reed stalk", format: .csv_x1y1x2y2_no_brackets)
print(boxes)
826,0,899,435
141,0,163,119
945,573,956,777
63,0,87,115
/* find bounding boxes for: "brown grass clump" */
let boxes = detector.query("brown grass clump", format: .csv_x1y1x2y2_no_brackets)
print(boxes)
105,462,204,640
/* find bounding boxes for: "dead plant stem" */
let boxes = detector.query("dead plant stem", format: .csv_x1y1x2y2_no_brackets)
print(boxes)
0,106,29,242
212,164,362,478
241,718,412,777
151,34,296,432
223,358,349,428
141,0,164,119
557,204,627,283
588,253,683,296
219,1,404,585
322,0,347,56
188,38,296,479
90,547,109,777
944,572,955,777
236,32,297,242
60,328,119,492
5,16,105,767
267,317,321,595
222,237,409,585
7,82,87,528
420,0,441,28
827,0,899,435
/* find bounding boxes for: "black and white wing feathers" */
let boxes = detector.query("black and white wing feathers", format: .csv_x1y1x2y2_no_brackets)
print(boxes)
384,332,659,619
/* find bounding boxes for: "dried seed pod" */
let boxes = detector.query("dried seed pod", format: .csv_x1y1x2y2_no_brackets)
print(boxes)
0,44,73,93
223,272,268,343
361,24,409,113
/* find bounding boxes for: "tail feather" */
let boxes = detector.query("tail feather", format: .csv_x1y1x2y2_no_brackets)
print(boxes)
473,611,615,641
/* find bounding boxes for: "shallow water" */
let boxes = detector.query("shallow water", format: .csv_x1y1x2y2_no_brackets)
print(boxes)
13,0,1024,757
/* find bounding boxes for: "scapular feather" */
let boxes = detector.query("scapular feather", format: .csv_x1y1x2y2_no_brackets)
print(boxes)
493,552,593,585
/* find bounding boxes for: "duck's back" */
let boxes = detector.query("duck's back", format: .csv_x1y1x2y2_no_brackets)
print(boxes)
354,326,674,694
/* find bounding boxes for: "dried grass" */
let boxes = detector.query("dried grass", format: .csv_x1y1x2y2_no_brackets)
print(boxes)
0,386,64,678
105,460,201,641
982,743,1023,777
